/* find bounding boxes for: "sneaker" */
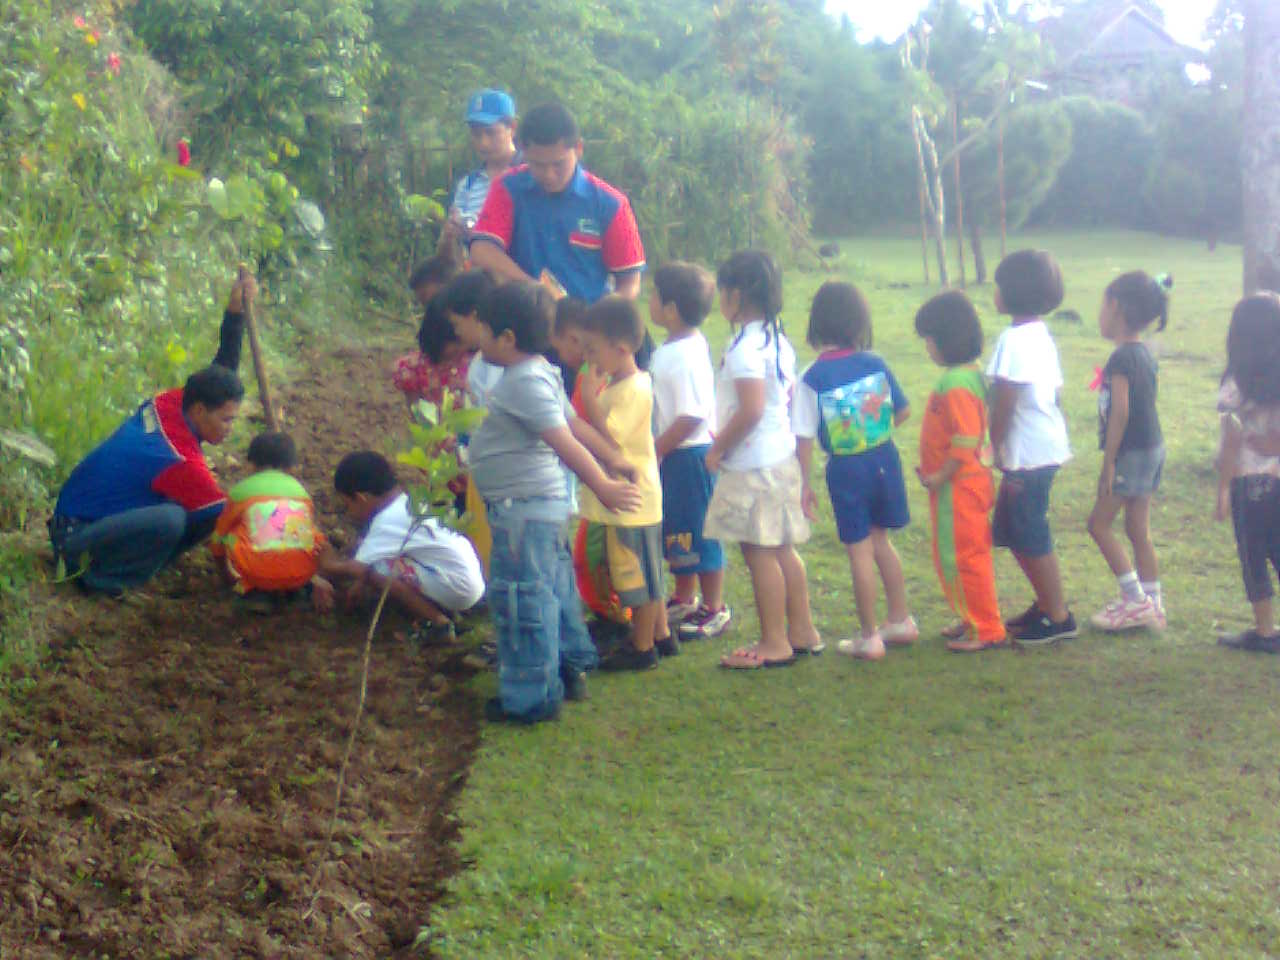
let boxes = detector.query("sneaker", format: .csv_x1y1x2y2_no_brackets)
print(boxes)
880,616,919,647
587,617,630,653
599,643,660,672
665,595,701,624
1013,611,1079,647
1004,602,1041,633
1090,596,1158,632
836,633,886,660
677,605,732,641
1150,602,1167,630
1217,629,1280,653
655,634,681,658
560,667,590,702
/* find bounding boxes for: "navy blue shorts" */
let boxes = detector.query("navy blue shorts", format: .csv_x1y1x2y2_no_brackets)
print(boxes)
660,445,725,574
826,443,910,545
993,466,1059,558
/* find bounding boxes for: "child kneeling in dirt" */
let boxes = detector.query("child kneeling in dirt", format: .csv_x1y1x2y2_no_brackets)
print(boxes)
320,451,485,642
211,432,333,612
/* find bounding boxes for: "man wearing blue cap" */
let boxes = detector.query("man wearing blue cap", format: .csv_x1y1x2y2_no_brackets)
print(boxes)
441,89,520,250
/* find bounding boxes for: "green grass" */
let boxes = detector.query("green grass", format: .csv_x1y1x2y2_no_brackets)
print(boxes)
426,230,1280,958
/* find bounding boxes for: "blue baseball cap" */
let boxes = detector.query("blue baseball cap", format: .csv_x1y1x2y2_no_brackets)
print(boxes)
465,89,516,126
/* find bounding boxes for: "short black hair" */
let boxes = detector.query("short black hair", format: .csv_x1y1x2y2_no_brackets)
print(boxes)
716,250,783,318
478,281,554,354
334,451,397,497
653,262,715,327
994,249,1064,316
807,281,871,350
519,103,579,147
584,295,644,351
1225,293,1280,406
914,291,984,365
441,270,495,318
409,254,459,292
554,296,589,335
247,431,297,470
418,291,461,364
182,365,245,412
1105,271,1171,333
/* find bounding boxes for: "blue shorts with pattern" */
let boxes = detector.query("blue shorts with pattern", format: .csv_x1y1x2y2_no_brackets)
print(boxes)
660,445,724,574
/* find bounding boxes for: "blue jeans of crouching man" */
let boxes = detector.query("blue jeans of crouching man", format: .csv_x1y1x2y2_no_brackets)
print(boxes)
486,497,598,721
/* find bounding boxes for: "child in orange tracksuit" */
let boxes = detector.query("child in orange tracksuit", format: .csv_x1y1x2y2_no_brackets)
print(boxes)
914,292,1006,652
211,432,331,610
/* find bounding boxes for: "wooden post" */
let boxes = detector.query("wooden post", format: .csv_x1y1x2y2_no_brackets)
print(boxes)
240,264,278,431
951,93,967,288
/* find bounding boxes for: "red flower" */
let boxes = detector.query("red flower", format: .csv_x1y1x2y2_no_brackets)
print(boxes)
73,15,87,28
106,52,122,75
176,139,191,167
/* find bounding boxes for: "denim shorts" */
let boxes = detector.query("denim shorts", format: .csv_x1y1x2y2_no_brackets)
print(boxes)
659,445,724,574
993,466,1059,558
1113,445,1165,498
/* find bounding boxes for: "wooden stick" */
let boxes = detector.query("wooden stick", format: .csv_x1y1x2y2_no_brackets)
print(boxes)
240,264,278,431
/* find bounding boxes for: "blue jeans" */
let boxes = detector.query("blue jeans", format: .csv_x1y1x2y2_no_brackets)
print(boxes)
49,504,216,594
486,497,597,721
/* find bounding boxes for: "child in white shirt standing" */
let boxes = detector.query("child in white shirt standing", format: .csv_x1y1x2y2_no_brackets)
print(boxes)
648,262,731,641
987,249,1077,646
703,250,821,668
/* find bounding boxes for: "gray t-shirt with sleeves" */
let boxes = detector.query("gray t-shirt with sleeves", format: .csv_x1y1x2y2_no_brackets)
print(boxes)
469,356,571,502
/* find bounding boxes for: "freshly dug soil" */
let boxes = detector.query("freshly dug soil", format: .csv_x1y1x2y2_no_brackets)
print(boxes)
0,345,482,959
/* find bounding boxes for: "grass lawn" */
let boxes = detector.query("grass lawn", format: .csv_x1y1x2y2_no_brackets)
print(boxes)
426,230,1280,958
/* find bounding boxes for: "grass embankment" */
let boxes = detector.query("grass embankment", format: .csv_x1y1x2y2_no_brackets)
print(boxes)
428,231,1279,958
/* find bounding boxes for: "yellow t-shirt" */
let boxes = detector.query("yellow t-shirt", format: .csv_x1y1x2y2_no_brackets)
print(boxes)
577,371,663,526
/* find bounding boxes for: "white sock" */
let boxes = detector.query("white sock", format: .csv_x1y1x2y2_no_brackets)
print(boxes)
1142,580,1162,608
1118,571,1145,602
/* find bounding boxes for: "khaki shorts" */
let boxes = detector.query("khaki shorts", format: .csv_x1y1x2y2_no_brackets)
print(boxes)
703,458,810,547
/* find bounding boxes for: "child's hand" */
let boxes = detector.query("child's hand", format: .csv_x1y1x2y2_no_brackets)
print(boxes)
342,579,366,612
1098,461,1115,499
1215,486,1231,523
580,363,607,397
311,576,335,613
598,478,642,514
227,265,258,314
705,446,722,474
604,449,638,483
801,483,818,520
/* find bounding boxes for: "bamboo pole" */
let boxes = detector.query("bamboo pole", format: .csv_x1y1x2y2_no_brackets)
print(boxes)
240,264,278,431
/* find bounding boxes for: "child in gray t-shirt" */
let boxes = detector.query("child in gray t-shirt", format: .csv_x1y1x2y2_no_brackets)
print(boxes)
449,281,639,724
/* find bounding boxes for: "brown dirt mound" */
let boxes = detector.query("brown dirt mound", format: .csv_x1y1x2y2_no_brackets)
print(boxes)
0,346,481,958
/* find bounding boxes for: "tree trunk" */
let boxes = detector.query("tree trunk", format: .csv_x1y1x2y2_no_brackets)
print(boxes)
917,181,931,284
1243,0,1280,293
997,114,1008,260
951,94,967,288
968,214,988,286
910,106,949,287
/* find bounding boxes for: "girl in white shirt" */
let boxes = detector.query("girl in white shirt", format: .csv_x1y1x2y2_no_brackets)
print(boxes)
703,251,821,668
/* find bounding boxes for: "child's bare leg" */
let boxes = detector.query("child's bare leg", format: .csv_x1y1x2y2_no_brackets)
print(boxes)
672,572,698,603
1255,598,1276,636
1123,498,1158,583
1087,495,1131,576
698,569,726,610
776,545,819,648
386,578,451,625
846,538,879,636
1015,551,1069,622
629,599,663,652
740,543,790,656
870,528,909,623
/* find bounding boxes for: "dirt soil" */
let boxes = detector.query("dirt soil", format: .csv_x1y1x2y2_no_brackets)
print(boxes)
0,346,484,959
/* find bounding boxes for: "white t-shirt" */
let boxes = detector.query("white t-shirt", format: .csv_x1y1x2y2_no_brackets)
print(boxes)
355,493,485,611
467,357,504,409
650,331,716,447
986,320,1072,470
717,319,797,471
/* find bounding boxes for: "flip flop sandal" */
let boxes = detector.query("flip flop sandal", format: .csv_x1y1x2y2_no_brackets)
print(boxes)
946,637,1008,654
940,620,967,640
720,647,798,670
792,642,826,657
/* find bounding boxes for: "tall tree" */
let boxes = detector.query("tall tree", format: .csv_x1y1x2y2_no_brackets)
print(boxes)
1242,0,1280,292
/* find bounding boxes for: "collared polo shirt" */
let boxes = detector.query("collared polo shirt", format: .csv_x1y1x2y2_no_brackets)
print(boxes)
450,153,522,226
470,163,645,302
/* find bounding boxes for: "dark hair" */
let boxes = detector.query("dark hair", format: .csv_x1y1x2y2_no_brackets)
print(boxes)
334,451,398,497
653,261,715,327
1225,293,1280,406
441,270,495,318
247,431,297,470
182,365,245,412
718,250,787,381
519,103,579,147
1105,271,1171,333
994,249,1064,317
409,254,460,292
584,295,644,351
914,291,984,365
417,291,461,364
478,281,554,354
807,281,872,351
554,296,589,335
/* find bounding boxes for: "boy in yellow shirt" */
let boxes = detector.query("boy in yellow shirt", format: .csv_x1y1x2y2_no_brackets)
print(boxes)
578,296,675,670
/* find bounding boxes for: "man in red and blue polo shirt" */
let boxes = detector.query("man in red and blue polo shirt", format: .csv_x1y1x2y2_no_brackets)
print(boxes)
469,102,645,304
49,276,254,596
